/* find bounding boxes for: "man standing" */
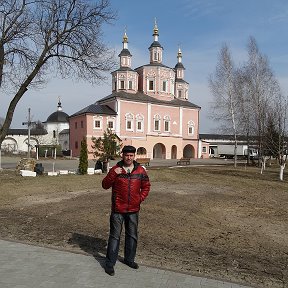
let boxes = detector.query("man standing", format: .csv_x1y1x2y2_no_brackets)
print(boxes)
102,145,151,276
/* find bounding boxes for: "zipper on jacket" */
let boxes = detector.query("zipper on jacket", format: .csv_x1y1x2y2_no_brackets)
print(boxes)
127,172,131,212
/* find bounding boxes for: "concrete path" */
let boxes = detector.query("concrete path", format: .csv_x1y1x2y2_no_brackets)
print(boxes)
0,156,235,171
0,239,255,288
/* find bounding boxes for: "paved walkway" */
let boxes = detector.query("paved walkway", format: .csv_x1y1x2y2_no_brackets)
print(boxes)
0,156,235,171
0,239,255,288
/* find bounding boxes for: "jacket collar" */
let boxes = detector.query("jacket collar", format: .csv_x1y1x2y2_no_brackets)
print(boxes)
117,160,139,172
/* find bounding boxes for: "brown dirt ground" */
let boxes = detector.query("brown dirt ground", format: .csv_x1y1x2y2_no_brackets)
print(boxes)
0,165,288,288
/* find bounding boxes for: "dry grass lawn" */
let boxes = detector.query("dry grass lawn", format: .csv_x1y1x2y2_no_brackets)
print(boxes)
0,165,288,288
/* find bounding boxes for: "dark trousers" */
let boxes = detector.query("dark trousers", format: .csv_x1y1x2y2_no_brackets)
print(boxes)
105,212,139,267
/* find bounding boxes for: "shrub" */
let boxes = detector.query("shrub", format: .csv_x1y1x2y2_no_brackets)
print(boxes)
78,138,88,175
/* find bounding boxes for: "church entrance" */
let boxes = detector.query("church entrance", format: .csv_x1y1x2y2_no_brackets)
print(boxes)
153,143,166,159
183,144,195,158
171,145,177,159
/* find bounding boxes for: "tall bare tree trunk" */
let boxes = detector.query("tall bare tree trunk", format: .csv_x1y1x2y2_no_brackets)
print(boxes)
233,135,237,168
280,163,285,181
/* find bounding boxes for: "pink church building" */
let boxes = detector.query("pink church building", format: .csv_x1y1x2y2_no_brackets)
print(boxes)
69,23,208,160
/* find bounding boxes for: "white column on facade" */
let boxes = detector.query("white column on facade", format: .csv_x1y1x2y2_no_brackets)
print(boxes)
179,107,183,136
157,67,160,94
116,100,121,136
198,139,202,159
147,103,151,133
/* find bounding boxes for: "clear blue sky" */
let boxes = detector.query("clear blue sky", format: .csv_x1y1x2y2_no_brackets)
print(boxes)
2,0,288,133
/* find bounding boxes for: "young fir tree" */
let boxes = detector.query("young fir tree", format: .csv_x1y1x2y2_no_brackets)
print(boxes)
78,137,88,175
91,129,122,162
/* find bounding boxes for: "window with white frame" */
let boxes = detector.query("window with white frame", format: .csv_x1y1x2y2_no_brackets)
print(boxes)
125,113,134,131
162,80,167,92
93,116,103,129
107,118,115,130
154,52,157,61
188,120,195,135
202,146,207,153
120,80,125,89
137,121,142,130
108,121,113,129
154,114,161,131
148,80,154,91
136,114,144,132
128,80,133,89
164,115,170,132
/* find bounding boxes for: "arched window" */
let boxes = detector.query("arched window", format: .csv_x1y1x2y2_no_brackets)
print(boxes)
107,117,115,130
136,114,144,132
154,114,161,131
188,120,195,135
125,113,134,131
163,115,170,132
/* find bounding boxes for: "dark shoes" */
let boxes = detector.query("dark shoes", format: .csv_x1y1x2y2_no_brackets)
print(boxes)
104,260,139,275
123,259,139,269
104,264,115,276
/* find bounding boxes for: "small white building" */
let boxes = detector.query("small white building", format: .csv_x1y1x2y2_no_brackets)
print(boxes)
42,100,70,149
1,100,70,154
1,128,47,154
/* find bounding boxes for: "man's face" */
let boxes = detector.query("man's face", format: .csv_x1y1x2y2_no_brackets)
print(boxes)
122,152,135,166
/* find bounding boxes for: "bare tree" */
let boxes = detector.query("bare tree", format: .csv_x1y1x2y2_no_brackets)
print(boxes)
0,0,116,145
209,44,240,167
271,93,288,181
242,37,280,170
234,67,256,165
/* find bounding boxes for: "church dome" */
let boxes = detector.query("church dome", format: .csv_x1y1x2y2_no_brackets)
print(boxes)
46,110,69,123
46,99,69,123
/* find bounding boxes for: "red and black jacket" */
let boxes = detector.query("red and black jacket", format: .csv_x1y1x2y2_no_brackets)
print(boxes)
102,160,151,213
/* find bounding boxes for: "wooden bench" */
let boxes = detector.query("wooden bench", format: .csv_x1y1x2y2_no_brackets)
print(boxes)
136,158,150,166
177,158,190,165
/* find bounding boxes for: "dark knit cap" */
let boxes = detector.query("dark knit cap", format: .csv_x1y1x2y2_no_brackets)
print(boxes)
122,145,136,153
